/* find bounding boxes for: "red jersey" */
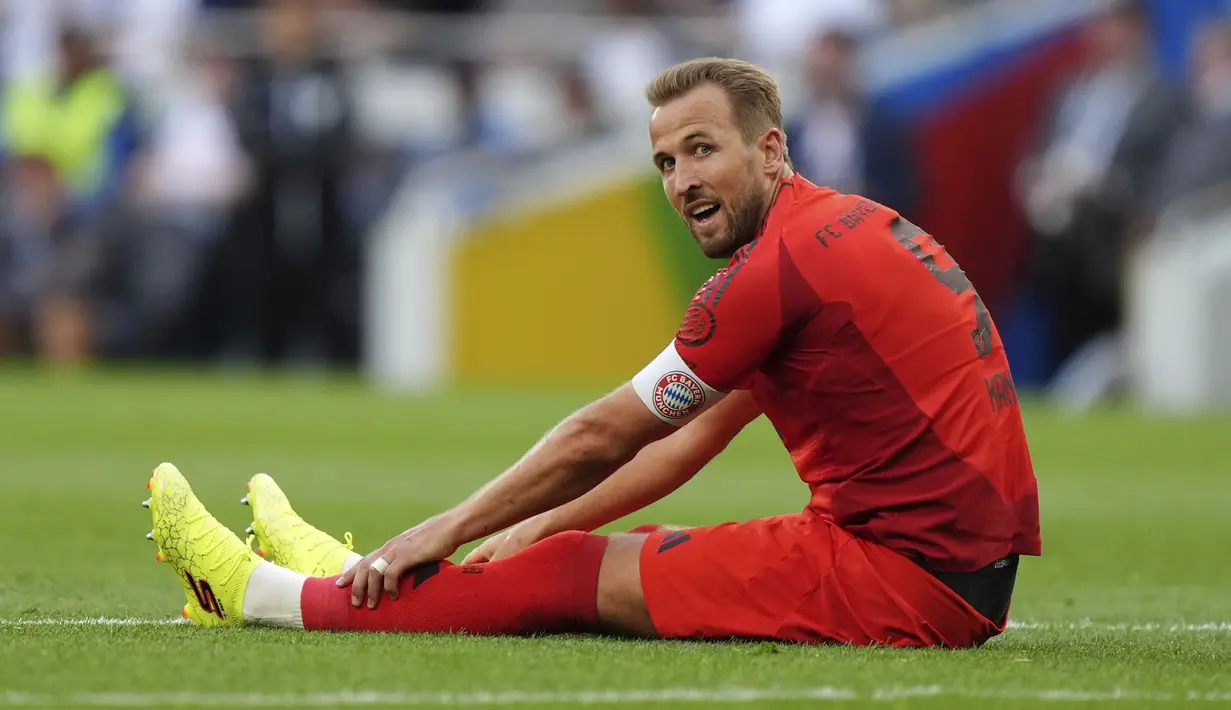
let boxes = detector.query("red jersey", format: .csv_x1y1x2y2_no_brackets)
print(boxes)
634,176,1041,573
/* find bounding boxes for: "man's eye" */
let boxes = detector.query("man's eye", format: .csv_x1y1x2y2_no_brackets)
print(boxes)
696,144,712,156
662,157,675,170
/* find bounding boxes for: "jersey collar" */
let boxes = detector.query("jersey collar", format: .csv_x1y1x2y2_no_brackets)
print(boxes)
756,175,801,242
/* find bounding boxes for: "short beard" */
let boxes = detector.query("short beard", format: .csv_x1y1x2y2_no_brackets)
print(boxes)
692,179,768,259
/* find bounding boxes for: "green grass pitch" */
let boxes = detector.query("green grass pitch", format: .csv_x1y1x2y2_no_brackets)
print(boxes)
0,369,1228,708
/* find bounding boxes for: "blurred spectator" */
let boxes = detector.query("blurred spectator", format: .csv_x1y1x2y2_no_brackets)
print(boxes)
224,0,359,367
135,48,250,212
732,0,884,107
560,60,603,138
471,57,588,154
1016,0,1181,381
1146,20,1231,222
655,0,737,59
82,42,253,360
788,28,919,218
109,0,198,107
0,157,96,363
1,24,141,210
1,0,126,81
579,0,675,129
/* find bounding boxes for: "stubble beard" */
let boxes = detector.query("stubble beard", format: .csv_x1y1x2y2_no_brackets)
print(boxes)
692,180,768,260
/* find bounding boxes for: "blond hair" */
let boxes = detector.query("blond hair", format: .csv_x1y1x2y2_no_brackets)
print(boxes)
645,57,787,148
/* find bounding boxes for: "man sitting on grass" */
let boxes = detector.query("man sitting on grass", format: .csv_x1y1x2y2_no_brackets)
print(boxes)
143,57,1040,648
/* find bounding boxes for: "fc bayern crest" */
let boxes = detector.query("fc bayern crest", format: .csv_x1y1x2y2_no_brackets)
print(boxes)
653,371,706,419
676,303,716,347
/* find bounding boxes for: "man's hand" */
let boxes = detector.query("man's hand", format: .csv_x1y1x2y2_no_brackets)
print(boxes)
461,516,554,565
336,513,460,609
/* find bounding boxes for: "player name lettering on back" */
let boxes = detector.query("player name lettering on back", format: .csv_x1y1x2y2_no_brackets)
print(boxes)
813,199,879,247
985,370,1018,413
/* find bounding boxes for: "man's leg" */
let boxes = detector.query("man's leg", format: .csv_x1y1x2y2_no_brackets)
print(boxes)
291,531,612,634
596,533,656,637
271,516,838,641
149,465,993,646
150,463,617,632
634,514,1006,648
241,472,659,636
250,518,1004,646
240,533,661,637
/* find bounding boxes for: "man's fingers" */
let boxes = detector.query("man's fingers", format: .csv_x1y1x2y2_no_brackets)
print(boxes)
384,558,410,601
337,563,356,587
492,535,527,562
349,560,370,607
365,566,384,609
462,538,497,565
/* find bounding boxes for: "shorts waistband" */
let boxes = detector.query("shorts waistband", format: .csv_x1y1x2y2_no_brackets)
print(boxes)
917,554,1019,626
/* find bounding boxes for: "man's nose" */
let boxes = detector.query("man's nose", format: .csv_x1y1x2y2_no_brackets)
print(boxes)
673,168,702,201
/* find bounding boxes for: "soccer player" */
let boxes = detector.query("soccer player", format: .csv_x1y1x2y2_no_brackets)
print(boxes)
144,57,1040,648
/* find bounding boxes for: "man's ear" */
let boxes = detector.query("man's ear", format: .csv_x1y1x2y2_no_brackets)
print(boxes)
759,128,787,176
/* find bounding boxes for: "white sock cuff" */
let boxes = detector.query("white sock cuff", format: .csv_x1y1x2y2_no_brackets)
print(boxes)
243,561,307,629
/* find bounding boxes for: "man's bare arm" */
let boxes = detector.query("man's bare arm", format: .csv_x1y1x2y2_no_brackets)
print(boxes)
340,382,676,607
526,390,760,534
444,383,675,545
462,390,761,563
339,383,674,605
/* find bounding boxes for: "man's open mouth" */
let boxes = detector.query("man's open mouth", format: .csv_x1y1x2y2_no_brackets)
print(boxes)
689,202,720,224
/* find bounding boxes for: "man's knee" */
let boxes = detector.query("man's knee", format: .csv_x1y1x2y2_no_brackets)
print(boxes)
596,533,657,638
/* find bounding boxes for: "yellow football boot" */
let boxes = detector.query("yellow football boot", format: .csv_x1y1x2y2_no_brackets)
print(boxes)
241,473,356,578
143,462,261,626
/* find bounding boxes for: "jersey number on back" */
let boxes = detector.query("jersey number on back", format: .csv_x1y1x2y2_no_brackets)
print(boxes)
890,218,993,358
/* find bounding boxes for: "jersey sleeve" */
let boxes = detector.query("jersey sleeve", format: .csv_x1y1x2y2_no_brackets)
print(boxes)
631,240,783,425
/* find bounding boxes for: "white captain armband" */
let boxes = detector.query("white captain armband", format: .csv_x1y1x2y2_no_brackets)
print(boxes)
631,342,726,426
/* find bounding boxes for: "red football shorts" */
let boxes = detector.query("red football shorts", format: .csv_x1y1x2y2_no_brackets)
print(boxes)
638,513,1005,648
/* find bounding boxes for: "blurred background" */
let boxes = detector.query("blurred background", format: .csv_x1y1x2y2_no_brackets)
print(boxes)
1,0,1229,414
2,2,1230,670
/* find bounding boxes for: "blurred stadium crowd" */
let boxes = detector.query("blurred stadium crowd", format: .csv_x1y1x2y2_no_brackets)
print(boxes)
1,0,1230,396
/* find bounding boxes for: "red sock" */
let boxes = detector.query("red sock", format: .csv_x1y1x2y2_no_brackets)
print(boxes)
300,531,609,634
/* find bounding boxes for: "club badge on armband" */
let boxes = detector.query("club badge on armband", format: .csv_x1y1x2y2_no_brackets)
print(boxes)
652,371,707,420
